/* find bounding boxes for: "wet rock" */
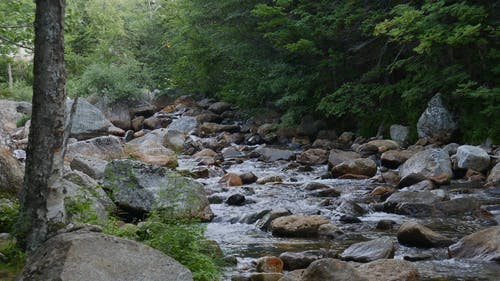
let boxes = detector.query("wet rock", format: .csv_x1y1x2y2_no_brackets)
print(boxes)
256,209,292,231
339,215,361,224
255,147,295,162
417,93,457,142
365,139,400,153
65,135,124,161
371,186,394,196
125,129,178,167
239,172,258,184
397,221,453,248
256,175,283,184
270,215,330,237
318,223,344,238
277,270,304,281
67,99,115,140
486,162,500,187
376,220,396,230
390,125,411,146
200,122,240,135
328,149,361,168
303,182,330,191
239,209,271,224
256,256,284,273
0,148,24,194
356,143,379,157
248,273,283,281
103,159,213,221
433,197,480,216
226,194,246,206
222,146,245,159
167,116,198,134
340,237,395,262
455,145,491,172
70,155,108,180
296,149,328,165
380,150,415,169
403,180,435,191
279,251,331,271
16,230,193,281
308,188,341,197
331,158,377,178
337,200,366,216
300,258,367,281
384,191,441,216
398,149,452,187
208,101,232,114
449,226,500,261
357,259,419,281
221,173,243,187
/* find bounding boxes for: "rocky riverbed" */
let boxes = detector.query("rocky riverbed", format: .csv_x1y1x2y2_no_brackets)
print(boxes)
1,94,499,281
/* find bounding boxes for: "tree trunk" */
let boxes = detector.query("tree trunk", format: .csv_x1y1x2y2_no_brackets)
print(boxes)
16,0,67,252
7,63,13,88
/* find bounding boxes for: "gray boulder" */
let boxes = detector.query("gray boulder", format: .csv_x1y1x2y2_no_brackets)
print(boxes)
70,155,108,180
449,226,500,261
255,147,296,162
300,258,367,281
356,259,419,281
417,93,457,142
327,149,361,168
103,159,213,221
399,149,452,187
0,148,24,194
455,145,490,172
67,99,114,140
487,162,500,187
384,191,442,216
65,136,124,162
390,124,410,146
125,129,178,167
340,237,395,262
0,99,28,133
167,116,198,133
16,230,193,281
331,158,377,178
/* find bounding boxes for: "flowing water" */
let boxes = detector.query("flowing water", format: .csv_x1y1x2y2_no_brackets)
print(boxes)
179,149,500,281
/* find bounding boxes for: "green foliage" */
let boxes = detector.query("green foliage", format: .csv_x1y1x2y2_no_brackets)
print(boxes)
16,114,30,128
0,81,32,101
64,195,101,225
137,213,221,281
0,0,34,55
0,239,26,276
0,200,20,233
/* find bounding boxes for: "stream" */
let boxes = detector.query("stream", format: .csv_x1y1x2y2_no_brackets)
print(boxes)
179,148,500,281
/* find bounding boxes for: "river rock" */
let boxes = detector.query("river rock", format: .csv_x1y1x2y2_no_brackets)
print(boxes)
397,221,453,248
240,172,258,184
340,237,394,262
67,99,115,140
486,162,500,187
70,155,108,180
125,129,178,167
390,125,411,146
398,149,452,187
200,122,240,135
357,259,419,281
449,226,500,261
66,135,124,162
455,145,490,172
384,191,441,216
417,93,457,142
331,158,377,178
256,175,283,184
226,194,246,206
91,98,132,130
221,146,245,159
163,129,186,152
256,209,292,231
433,197,480,216
300,258,367,281
16,230,193,281
255,147,295,162
103,159,213,221
168,116,198,133
380,150,415,169
365,139,400,153
279,250,330,271
328,149,361,168
208,101,232,114
270,215,330,237
0,148,24,194
318,223,344,238
296,149,328,165
221,173,243,187
256,256,284,273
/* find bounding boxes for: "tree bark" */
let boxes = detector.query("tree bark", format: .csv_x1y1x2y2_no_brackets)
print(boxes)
16,0,67,252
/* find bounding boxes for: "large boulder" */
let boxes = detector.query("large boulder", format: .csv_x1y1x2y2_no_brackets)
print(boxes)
90,96,132,130
486,162,500,187
67,99,115,140
357,259,419,281
340,237,395,262
17,230,193,281
365,139,400,153
0,148,24,194
255,147,296,162
270,215,330,237
380,150,416,169
390,124,411,146
455,145,490,172
296,149,328,165
416,93,457,142
125,129,178,167
398,149,452,187
331,158,377,178
0,100,29,133
208,101,232,114
384,191,442,216
327,149,361,168
300,258,367,281
65,136,124,162
103,159,213,221
70,155,108,180
449,226,500,261
279,250,330,271
397,221,453,248
167,116,198,134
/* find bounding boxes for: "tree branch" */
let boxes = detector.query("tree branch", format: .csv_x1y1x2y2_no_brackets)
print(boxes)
0,34,33,51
